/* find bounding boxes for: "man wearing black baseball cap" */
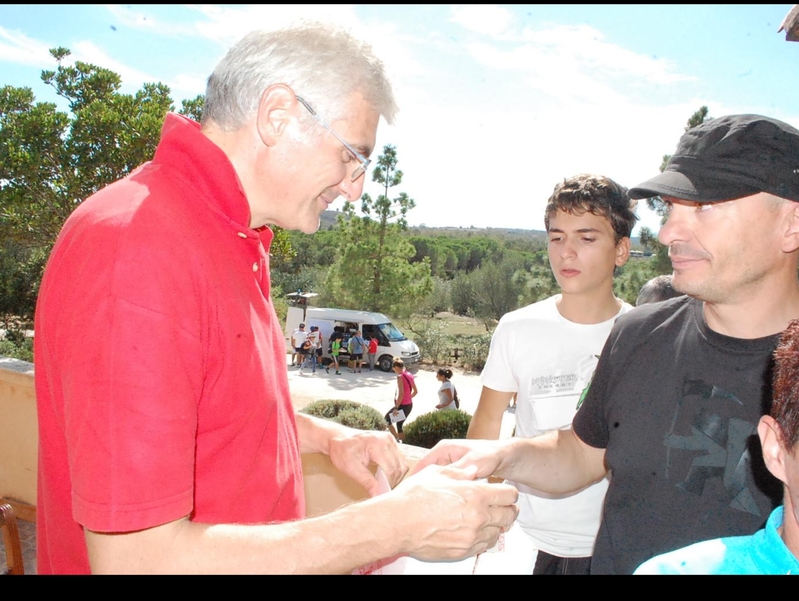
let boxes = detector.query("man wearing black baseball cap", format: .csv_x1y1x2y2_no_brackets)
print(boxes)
415,114,799,574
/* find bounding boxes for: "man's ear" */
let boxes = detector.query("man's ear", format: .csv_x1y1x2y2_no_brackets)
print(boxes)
780,200,799,254
255,85,295,148
758,415,788,485
615,237,631,267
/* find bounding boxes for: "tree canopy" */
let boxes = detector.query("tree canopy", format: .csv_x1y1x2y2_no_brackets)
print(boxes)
0,47,290,339
0,48,181,249
325,145,433,316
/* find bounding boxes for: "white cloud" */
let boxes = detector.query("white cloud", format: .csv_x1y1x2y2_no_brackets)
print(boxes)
71,40,155,91
521,25,693,85
187,4,361,45
470,24,693,87
0,25,56,67
169,73,208,103
104,5,363,47
450,5,513,37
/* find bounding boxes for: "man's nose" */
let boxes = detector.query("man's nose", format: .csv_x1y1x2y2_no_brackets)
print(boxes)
658,203,690,247
339,174,366,203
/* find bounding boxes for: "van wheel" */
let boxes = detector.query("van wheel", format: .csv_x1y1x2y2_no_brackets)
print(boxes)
378,355,393,372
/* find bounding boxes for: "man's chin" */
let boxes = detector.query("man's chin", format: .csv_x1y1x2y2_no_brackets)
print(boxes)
299,218,322,235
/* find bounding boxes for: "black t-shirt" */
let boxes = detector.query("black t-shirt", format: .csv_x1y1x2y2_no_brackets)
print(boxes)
573,296,783,574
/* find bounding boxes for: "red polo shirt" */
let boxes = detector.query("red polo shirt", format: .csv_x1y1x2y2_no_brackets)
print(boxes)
35,114,304,574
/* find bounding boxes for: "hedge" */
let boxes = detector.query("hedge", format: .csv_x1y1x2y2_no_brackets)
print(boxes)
300,399,386,431
403,409,472,449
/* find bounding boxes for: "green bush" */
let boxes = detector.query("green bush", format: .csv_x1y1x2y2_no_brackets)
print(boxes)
300,399,386,431
403,409,472,449
0,337,34,362
459,332,493,372
413,320,449,363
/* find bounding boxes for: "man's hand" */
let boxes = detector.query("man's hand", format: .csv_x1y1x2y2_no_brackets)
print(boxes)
411,438,509,481
390,464,519,561
296,413,407,495
412,430,607,496
328,429,408,496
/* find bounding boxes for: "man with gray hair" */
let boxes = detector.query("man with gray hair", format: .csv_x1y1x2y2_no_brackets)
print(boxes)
34,22,518,574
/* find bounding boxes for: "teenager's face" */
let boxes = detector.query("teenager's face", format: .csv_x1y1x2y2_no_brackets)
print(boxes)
547,209,629,298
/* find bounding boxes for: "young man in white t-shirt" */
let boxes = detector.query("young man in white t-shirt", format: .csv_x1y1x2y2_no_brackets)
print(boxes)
467,173,638,574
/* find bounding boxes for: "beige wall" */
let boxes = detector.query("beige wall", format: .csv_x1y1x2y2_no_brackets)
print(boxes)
0,356,420,522
0,358,37,511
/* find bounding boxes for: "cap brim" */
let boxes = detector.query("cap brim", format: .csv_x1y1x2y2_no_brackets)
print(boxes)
629,168,761,203
629,169,700,200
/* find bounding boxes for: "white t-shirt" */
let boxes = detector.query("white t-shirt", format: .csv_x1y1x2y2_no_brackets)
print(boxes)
292,329,307,348
437,380,456,410
481,294,633,557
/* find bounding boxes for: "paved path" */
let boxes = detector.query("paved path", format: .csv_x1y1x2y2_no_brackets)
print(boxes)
286,354,516,439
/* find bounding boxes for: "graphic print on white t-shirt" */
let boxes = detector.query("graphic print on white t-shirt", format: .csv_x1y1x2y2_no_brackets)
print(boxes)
525,352,600,432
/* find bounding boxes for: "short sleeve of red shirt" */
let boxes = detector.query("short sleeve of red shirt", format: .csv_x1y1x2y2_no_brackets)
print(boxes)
38,181,207,532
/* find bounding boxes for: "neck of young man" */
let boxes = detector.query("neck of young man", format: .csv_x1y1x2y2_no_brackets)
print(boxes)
556,286,622,325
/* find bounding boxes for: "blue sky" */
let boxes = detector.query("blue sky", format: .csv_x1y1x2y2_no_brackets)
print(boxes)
2,4,798,235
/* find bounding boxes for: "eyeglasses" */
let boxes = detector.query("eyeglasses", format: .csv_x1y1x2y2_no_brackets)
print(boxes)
295,95,371,182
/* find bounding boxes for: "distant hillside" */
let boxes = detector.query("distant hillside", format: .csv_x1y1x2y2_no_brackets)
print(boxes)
319,210,643,246
319,209,549,240
318,209,342,230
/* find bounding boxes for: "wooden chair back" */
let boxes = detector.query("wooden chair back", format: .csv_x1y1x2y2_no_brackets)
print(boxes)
0,503,24,575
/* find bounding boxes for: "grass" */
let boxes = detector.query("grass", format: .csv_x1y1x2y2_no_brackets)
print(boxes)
396,312,487,338
395,312,492,373
433,312,488,336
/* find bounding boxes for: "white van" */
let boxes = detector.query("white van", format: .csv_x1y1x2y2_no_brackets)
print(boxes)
284,293,421,372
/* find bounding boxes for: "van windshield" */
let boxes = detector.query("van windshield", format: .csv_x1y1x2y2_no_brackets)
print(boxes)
377,322,407,342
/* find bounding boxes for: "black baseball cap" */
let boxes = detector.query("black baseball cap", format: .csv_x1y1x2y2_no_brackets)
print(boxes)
629,114,799,203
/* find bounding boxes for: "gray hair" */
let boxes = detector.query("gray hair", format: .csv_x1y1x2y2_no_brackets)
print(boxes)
203,21,398,130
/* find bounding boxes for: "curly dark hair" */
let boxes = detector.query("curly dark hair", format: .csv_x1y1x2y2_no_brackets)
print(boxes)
544,173,638,243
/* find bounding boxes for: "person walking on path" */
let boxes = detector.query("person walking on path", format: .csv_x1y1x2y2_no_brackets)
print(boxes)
435,368,458,411
300,325,321,374
385,359,417,442
327,336,342,375
290,323,307,367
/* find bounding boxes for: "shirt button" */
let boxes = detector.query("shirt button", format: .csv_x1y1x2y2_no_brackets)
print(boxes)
253,263,259,272
237,232,247,239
